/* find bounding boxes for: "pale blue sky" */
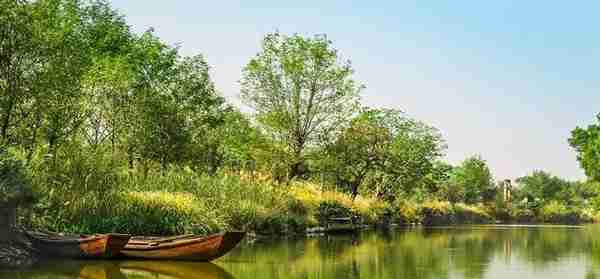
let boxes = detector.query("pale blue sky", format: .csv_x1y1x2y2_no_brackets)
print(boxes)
110,0,600,180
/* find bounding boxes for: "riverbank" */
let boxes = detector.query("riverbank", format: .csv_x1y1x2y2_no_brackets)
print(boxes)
22,171,600,238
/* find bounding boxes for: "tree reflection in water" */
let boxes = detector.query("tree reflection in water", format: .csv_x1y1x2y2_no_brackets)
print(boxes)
222,225,600,279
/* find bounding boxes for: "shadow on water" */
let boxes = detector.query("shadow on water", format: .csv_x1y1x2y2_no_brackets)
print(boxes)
7,226,600,278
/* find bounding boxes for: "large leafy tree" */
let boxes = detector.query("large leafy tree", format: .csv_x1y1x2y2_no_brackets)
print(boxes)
449,156,494,204
0,0,41,145
382,110,446,196
326,108,445,201
123,32,227,172
516,171,579,205
325,109,391,199
569,113,600,182
241,32,362,178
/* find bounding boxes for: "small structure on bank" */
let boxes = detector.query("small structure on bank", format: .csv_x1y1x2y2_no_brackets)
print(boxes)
500,179,513,202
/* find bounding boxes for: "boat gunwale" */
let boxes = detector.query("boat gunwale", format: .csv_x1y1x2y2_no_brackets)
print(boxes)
27,232,131,245
122,233,226,251
27,233,106,245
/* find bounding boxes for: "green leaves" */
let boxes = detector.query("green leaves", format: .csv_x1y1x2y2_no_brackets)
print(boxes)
325,108,446,201
0,147,32,205
448,156,494,204
516,171,581,206
241,32,362,177
569,113,600,182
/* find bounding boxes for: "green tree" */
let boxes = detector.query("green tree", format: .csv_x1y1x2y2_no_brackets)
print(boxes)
449,156,494,204
516,170,578,205
241,32,362,179
0,147,32,238
377,109,446,198
569,113,600,182
324,109,391,199
0,0,41,145
126,32,225,172
325,108,445,201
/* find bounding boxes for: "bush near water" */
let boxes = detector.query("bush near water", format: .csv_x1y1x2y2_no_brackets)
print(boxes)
2,0,600,237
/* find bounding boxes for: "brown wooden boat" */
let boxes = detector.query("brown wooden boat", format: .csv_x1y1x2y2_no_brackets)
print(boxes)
120,231,246,261
27,231,131,259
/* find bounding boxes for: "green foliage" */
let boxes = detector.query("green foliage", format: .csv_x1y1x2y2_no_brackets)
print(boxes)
3,0,599,235
419,201,493,225
420,200,454,225
438,181,466,204
392,199,420,224
325,108,446,201
569,113,600,182
315,200,353,225
539,201,582,224
516,171,580,206
323,108,392,199
453,203,493,224
0,147,32,205
34,190,224,235
449,156,494,204
241,32,362,178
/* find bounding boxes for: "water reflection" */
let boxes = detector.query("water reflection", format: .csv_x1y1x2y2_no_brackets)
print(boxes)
5,226,600,279
220,225,600,279
0,260,234,279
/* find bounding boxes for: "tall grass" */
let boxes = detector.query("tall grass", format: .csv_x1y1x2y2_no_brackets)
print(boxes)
24,147,596,235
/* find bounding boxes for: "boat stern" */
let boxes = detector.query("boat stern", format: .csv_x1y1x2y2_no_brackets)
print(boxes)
104,233,131,258
215,231,246,258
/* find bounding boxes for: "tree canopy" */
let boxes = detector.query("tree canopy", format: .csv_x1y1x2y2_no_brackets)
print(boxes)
447,156,494,204
241,32,362,178
325,108,446,201
569,113,600,182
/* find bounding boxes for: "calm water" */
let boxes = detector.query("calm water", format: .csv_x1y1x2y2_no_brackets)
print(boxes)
4,225,600,279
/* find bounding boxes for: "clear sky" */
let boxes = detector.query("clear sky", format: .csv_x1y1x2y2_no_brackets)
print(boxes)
110,0,600,181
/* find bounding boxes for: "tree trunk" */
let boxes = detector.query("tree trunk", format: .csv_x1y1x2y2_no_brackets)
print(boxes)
0,202,17,242
0,97,14,144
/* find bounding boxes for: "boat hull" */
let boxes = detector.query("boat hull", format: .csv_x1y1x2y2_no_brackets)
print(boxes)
28,232,131,259
120,232,245,261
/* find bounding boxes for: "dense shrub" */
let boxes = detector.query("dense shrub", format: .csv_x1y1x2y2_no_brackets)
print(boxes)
393,200,420,224
539,201,582,224
0,147,33,206
363,201,393,226
420,200,454,226
453,203,493,224
511,208,536,223
315,200,353,225
32,190,226,235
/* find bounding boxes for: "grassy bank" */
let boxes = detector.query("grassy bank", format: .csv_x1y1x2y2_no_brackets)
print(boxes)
22,167,600,235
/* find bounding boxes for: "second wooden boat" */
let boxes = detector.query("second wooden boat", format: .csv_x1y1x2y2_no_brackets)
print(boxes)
27,231,131,259
120,231,246,261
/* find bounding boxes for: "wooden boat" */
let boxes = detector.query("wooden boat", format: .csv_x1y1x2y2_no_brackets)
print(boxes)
120,231,246,261
26,231,131,259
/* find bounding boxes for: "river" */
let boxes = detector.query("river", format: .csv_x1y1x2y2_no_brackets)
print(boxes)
3,225,600,278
